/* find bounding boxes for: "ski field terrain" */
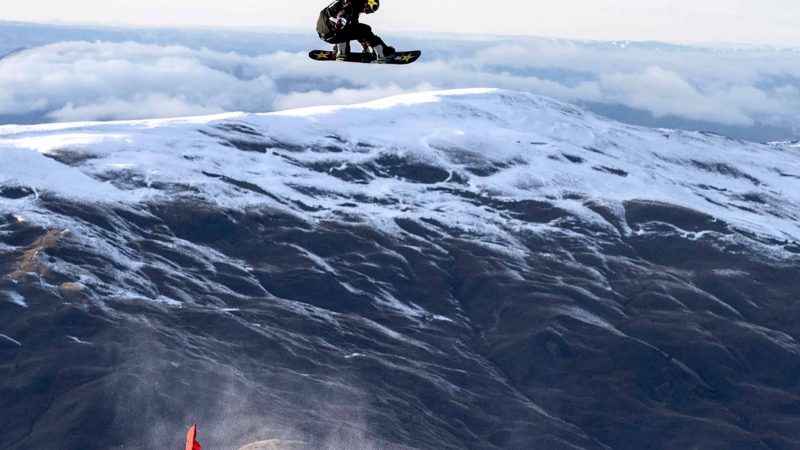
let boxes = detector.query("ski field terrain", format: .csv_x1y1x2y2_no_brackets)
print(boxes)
1,89,799,449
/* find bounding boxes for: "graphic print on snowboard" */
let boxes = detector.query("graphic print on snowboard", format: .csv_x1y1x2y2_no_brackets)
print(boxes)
308,50,421,64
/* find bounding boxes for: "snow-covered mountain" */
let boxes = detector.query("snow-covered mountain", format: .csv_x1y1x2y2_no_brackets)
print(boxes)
1,89,799,449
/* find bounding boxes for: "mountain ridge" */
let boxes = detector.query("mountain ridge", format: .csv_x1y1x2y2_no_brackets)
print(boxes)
2,88,798,248
1,89,799,449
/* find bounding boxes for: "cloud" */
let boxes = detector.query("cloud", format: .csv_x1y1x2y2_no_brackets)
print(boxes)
597,67,757,125
466,42,800,127
1,37,799,140
47,93,224,122
0,41,278,121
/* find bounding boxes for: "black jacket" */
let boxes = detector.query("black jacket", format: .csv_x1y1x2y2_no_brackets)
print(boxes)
317,0,363,39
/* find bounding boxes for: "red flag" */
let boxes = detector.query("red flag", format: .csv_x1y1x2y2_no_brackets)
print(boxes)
185,424,201,450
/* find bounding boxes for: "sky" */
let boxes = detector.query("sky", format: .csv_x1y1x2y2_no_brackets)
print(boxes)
5,0,800,46
1,6,800,142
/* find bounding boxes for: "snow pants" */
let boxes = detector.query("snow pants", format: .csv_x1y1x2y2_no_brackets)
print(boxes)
321,23,386,49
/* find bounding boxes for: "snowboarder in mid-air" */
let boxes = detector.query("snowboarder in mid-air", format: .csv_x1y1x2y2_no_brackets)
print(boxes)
316,0,396,62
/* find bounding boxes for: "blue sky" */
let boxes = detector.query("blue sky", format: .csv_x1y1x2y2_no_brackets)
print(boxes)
1,21,799,142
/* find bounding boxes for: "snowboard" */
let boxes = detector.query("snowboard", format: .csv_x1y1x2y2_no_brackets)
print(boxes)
308,50,421,65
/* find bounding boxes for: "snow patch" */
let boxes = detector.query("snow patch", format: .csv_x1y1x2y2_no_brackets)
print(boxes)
0,333,22,346
67,336,92,345
2,290,26,308
1,89,799,278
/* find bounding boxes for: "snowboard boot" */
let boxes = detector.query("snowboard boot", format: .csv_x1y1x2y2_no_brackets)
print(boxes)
373,45,396,63
335,42,349,61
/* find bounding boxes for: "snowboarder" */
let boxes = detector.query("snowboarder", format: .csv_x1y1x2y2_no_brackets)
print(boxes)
316,0,396,62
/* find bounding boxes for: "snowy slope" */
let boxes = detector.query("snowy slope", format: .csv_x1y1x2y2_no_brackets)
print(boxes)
1,89,800,449
2,88,799,248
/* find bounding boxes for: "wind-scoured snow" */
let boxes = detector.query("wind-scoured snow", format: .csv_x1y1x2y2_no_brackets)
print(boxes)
2,89,800,449
1,88,798,252
1,289,26,307
0,333,22,346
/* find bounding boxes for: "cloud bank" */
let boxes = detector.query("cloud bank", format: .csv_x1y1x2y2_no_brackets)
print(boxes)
1,37,799,141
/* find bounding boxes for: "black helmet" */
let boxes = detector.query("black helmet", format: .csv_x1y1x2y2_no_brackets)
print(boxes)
364,0,380,14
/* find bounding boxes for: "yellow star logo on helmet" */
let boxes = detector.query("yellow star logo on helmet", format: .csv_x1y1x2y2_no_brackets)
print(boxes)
367,0,379,11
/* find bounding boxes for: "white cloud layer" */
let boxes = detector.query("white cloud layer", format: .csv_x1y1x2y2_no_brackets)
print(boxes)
1,39,799,140
0,41,278,121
